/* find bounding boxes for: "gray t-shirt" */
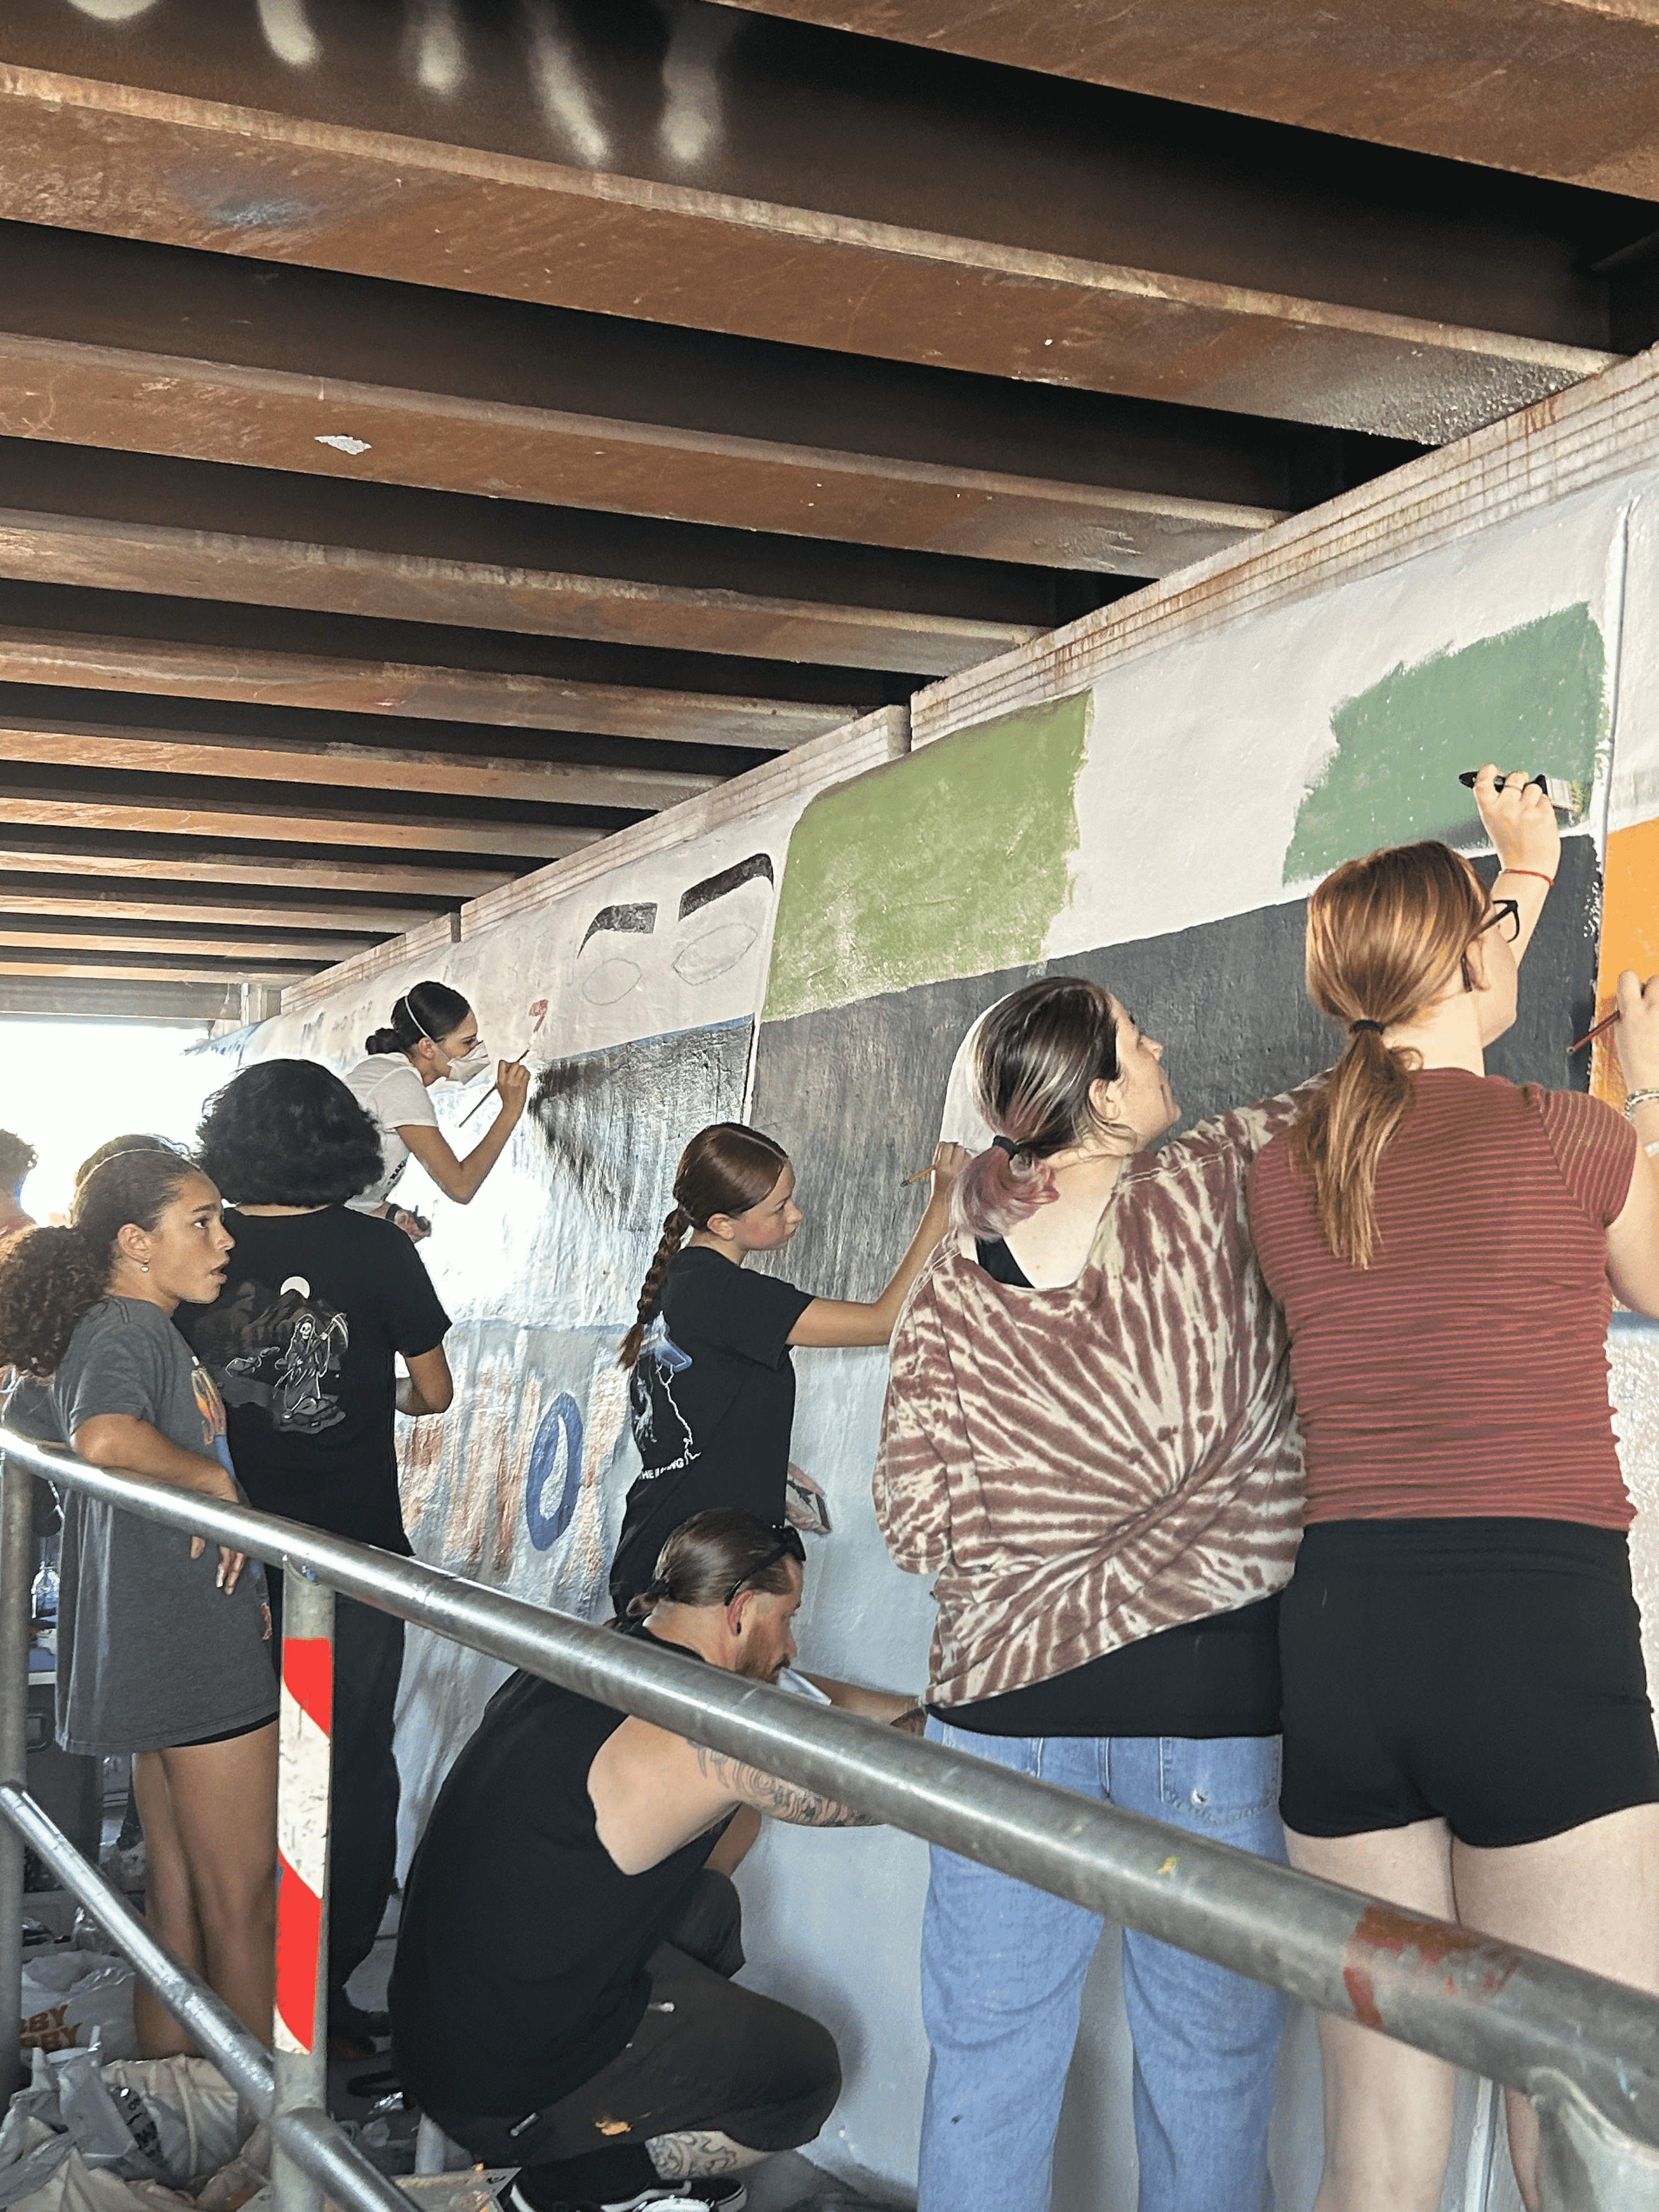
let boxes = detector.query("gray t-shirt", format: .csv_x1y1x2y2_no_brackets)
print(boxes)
5,1299,277,1756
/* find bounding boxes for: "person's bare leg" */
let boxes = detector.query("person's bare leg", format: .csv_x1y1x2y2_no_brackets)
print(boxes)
130,1749,205,2058
157,1723,279,2046
1286,1820,1459,2212
1453,1803,1659,2212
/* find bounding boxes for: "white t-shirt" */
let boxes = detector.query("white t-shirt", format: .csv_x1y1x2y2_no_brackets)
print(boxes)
342,1055,439,1210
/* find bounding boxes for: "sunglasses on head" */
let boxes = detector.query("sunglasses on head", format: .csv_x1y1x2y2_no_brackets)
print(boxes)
724,1522,806,1607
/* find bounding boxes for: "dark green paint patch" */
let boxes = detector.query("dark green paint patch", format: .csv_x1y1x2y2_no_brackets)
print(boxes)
1285,605,1605,882
763,692,1089,1022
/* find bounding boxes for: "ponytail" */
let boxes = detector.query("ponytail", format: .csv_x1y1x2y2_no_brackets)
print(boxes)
365,979,470,1057
617,1122,791,1368
619,1206,692,1368
0,1145,199,1377
1291,840,1488,1267
951,977,1122,1239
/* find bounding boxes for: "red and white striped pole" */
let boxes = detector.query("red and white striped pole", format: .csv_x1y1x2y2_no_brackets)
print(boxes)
273,1567,335,2212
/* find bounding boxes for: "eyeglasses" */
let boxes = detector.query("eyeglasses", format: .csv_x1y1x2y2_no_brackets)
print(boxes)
724,1523,806,1607
1471,897,1521,946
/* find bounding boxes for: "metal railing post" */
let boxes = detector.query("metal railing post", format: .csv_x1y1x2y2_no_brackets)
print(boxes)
1537,2073,1659,2211
0,1455,34,2097
271,1566,335,2212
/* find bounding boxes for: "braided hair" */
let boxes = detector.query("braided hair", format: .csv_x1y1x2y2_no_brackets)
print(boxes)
617,1122,791,1368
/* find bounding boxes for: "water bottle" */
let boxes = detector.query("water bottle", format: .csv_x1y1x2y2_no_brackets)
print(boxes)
31,1545,58,1627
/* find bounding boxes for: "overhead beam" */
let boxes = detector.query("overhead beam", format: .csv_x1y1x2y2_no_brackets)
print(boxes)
0,882,436,936
713,0,1659,202
0,61,1622,444
0,839,507,900
0,977,235,1022
0,920,367,964
0,331,1275,578
0,781,609,861
0,504,1034,678
0,624,854,750
0,950,315,984
0,713,723,811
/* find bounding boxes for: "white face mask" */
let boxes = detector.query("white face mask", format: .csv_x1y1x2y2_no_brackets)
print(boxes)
444,1042,490,1085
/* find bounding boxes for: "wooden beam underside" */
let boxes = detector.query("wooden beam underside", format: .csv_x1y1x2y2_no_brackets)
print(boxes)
0,333,1277,578
0,70,1615,447
0,627,854,749
0,507,1031,678
716,0,1659,201
0,842,507,898
0,787,606,859
0,718,720,809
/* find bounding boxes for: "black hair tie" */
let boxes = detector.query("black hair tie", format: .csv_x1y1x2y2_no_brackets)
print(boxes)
991,1134,1022,1158
1350,1020,1385,1035
641,1576,671,1601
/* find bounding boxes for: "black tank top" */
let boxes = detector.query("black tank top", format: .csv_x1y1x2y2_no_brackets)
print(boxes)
390,1624,731,2117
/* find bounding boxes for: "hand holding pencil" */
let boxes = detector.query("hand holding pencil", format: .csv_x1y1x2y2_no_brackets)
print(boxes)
459,1050,533,1126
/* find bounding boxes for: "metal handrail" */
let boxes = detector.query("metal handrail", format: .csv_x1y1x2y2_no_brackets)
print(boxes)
3,1425,1658,2210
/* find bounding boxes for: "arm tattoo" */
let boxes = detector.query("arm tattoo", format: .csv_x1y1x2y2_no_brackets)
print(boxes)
691,1742,877,1828
646,2130,764,2180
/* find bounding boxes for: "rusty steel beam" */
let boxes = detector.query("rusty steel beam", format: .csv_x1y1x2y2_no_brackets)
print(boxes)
0,713,722,811
0,330,1275,579
0,779,610,862
0,919,369,965
0,881,436,938
0,504,1035,679
0,49,1629,444
0,838,506,901
714,0,1659,203
0,624,852,750
0,949,317,984
0,977,237,1022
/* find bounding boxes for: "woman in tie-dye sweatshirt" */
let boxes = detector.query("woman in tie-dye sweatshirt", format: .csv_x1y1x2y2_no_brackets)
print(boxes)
874,974,1309,2212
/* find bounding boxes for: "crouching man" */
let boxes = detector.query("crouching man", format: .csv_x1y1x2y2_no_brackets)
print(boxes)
389,1510,923,2212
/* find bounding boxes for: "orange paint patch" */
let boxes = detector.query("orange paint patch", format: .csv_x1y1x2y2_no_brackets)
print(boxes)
1591,816,1659,1108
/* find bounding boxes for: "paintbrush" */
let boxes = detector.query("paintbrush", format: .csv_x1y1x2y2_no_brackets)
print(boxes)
1568,1008,1621,1057
458,1047,529,1126
1457,769,1587,815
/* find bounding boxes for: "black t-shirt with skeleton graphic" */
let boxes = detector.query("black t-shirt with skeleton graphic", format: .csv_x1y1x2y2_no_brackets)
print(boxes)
612,1246,813,1612
180,1206,450,1553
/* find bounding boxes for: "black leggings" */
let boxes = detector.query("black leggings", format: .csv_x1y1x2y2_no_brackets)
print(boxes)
428,1873,840,2207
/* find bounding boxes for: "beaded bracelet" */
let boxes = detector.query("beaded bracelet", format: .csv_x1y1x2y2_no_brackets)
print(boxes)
1626,1090,1659,1116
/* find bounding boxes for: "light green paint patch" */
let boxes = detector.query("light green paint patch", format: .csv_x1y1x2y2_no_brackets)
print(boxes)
1284,605,1606,883
763,692,1089,1023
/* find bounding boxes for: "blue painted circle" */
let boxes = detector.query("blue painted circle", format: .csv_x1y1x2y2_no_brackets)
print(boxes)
524,1392,584,1550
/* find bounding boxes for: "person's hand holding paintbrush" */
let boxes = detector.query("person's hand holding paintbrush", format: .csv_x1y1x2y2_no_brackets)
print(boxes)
458,1047,533,1127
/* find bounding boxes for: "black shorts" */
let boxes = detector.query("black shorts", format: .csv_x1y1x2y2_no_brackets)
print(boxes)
1280,1519,1659,1849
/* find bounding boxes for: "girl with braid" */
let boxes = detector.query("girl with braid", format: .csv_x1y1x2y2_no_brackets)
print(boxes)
610,1123,964,1617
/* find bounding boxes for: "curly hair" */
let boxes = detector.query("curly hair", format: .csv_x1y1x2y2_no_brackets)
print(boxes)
196,1060,385,1207
0,1130,37,1198
0,1146,198,1378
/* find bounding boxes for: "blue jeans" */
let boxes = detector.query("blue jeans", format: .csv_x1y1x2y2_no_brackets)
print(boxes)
918,1724,1288,2212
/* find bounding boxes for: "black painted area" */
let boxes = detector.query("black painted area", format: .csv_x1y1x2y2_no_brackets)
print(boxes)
749,841,1599,1304
528,1019,754,1244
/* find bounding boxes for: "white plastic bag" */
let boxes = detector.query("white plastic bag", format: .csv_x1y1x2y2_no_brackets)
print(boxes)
19,1957,137,2064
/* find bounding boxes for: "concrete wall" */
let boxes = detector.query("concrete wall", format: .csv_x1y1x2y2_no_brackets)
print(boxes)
192,352,1659,2210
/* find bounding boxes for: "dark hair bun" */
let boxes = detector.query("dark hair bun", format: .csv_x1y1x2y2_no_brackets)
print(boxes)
364,1026,405,1055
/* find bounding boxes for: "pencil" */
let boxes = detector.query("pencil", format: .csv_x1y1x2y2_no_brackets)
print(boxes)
459,1047,530,1125
900,1165,933,1186
1568,1008,1621,1056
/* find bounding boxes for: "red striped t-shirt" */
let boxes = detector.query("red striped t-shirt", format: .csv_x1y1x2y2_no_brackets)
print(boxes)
1247,1070,1639,1528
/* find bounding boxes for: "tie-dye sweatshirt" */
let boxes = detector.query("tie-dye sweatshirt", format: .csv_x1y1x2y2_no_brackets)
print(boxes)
873,1094,1307,1710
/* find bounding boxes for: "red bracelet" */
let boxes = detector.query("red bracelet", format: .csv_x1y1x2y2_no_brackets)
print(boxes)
1498,867,1555,885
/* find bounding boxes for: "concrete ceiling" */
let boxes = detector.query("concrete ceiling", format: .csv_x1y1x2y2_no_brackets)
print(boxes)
1,0,1655,1021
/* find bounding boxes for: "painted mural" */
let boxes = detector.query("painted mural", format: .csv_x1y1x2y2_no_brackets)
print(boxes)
196,461,1659,2212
